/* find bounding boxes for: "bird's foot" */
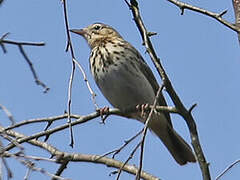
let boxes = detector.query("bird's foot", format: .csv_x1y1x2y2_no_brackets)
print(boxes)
136,104,149,118
97,106,110,124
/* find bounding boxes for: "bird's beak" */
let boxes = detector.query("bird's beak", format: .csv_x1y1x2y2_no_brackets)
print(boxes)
69,29,86,36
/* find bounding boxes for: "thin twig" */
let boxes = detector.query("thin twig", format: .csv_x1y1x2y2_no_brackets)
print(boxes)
0,131,24,151
24,168,31,180
18,45,49,93
0,140,13,179
1,157,13,179
1,39,45,46
62,0,76,147
0,33,10,53
136,85,163,180
10,153,68,180
52,160,69,180
216,159,240,180
13,154,56,163
0,104,14,125
72,58,98,109
5,114,81,131
116,142,141,180
97,128,143,160
166,0,239,33
0,34,48,93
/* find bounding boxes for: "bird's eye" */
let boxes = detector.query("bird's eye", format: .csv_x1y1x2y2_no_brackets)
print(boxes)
93,25,101,30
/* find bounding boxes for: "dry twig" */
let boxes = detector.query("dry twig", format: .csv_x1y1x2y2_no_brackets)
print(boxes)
0,104,14,125
136,86,163,180
0,125,159,180
0,33,49,93
124,0,210,179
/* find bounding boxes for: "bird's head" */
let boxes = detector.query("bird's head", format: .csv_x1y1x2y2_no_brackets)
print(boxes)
70,23,122,49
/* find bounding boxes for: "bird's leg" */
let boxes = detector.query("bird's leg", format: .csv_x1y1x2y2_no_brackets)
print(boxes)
136,104,150,118
97,106,110,124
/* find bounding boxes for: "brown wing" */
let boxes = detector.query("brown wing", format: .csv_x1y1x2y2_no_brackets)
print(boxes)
127,43,172,126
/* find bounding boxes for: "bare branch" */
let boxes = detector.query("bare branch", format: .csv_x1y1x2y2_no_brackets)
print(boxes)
62,0,76,147
5,114,80,131
216,159,240,180
0,32,10,53
73,58,98,109
124,0,210,179
0,106,179,153
0,34,49,93
0,125,160,180
166,0,239,33
98,128,143,160
0,104,15,125
136,85,163,180
116,142,142,180
9,153,68,180
1,39,45,46
18,45,49,93
52,161,69,180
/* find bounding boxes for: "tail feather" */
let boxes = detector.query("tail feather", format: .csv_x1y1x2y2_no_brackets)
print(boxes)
165,126,196,165
149,114,196,165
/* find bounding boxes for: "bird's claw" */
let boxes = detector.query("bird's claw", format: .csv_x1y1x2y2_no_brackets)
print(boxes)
136,104,149,118
97,106,109,124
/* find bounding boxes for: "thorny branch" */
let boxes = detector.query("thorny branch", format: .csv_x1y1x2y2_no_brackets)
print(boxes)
125,0,210,180
0,33,49,93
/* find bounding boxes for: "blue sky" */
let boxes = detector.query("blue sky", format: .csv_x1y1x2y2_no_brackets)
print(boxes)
0,0,240,179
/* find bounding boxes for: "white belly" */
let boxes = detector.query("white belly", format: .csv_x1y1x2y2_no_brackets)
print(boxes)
94,59,156,110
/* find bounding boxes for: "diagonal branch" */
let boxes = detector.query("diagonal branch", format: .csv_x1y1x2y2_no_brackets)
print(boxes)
166,0,239,33
0,104,15,125
0,34,49,93
18,45,49,93
125,0,211,179
0,125,160,180
136,85,163,180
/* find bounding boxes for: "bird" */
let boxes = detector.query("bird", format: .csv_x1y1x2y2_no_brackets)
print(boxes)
70,23,196,165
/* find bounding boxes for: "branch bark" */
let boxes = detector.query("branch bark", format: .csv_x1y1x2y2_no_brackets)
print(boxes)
0,125,160,180
125,0,211,179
